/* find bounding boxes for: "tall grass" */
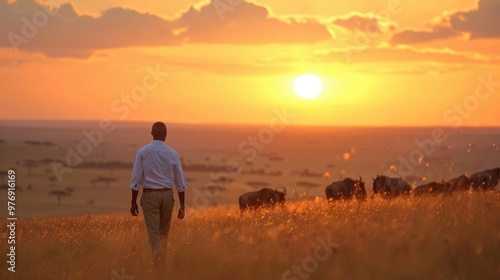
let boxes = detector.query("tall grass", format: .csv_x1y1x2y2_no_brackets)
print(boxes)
1,192,499,280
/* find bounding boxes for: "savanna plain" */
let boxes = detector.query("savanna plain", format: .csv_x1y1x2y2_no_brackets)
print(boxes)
0,121,499,279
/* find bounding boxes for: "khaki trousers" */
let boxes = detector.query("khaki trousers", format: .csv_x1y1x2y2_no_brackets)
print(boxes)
140,189,175,257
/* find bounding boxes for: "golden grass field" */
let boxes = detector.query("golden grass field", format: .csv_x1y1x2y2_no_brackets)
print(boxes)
1,192,499,280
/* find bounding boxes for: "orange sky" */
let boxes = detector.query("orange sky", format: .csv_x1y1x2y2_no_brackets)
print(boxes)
0,0,499,126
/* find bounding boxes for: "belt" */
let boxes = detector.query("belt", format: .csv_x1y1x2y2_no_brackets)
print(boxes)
143,188,171,193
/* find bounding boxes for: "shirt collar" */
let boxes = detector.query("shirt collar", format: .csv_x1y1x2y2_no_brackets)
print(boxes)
151,140,166,145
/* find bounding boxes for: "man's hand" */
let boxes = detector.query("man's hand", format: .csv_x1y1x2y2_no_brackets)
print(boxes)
130,203,139,216
130,189,139,216
177,204,185,219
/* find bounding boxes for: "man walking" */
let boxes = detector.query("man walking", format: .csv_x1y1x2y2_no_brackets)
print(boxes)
129,122,187,267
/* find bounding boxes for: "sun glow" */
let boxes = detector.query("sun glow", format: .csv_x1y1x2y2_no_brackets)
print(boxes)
293,74,323,99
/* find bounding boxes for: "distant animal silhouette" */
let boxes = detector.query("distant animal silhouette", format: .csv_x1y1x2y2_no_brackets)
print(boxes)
414,181,447,196
325,177,366,202
443,174,470,193
239,187,286,212
470,168,500,190
372,175,412,198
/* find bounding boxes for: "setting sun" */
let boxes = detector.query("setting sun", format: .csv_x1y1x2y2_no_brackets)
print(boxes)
293,74,323,99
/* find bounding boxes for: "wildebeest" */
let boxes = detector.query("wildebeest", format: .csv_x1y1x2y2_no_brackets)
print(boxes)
443,174,470,193
372,175,412,198
470,168,500,190
414,181,447,196
325,177,366,202
239,187,286,212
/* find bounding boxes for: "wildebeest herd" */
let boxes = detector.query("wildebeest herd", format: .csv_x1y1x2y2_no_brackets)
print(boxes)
238,167,500,211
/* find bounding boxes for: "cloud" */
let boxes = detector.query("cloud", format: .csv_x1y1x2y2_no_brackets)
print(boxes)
450,0,500,39
0,0,332,58
332,12,397,34
369,64,469,75
391,27,460,45
0,0,177,58
391,0,500,45
315,45,497,65
175,0,331,44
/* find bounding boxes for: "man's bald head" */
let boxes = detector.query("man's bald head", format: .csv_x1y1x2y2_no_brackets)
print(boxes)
151,122,167,141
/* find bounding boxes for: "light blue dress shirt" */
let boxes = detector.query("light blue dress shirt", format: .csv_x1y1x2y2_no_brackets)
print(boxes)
129,140,188,192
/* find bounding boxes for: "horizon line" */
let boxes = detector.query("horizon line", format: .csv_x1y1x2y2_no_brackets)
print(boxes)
1,119,500,129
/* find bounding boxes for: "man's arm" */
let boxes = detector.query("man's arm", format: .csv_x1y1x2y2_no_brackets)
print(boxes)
129,150,143,216
173,155,188,193
173,152,187,219
177,191,185,219
130,189,139,216
178,191,185,205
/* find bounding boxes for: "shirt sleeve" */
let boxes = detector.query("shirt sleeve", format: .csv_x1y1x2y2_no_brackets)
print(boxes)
129,150,144,191
173,153,188,192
